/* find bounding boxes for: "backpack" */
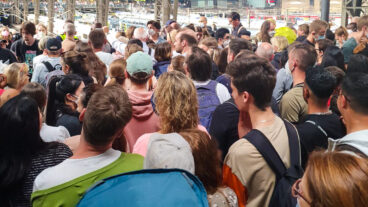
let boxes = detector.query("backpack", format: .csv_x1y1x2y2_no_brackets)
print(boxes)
77,169,209,207
244,120,303,207
196,80,221,130
42,61,62,72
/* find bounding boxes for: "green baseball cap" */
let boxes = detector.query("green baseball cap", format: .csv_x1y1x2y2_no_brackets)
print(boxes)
126,51,153,77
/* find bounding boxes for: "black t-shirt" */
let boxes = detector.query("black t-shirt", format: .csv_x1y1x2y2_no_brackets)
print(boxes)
209,98,239,161
296,113,346,168
0,47,17,64
10,39,42,72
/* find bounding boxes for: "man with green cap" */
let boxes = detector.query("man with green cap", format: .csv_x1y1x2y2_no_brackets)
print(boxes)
124,51,160,152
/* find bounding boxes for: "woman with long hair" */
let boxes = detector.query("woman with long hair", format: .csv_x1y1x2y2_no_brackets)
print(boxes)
74,41,106,85
0,63,29,106
0,26,13,49
133,71,206,156
153,42,172,79
46,74,85,136
293,151,368,207
104,58,127,87
180,129,238,207
256,20,272,44
0,95,72,206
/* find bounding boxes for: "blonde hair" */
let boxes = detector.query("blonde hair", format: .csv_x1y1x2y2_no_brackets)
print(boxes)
154,71,198,133
199,37,221,63
0,26,12,41
167,29,178,44
124,44,143,59
4,63,29,89
271,36,289,52
106,58,126,86
38,36,52,51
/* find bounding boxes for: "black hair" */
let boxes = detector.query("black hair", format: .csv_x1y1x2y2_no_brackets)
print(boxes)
127,39,143,48
229,38,252,56
325,29,335,41
46,74,83,126
215,28,230,40
227,54,276,110
147,20,161,30
321,46,345,70
228,12,240,21
81,84,103,108
0,95,51,202
347,54,368,74
305,67,336,99
342,73,368,115
186,47,212,81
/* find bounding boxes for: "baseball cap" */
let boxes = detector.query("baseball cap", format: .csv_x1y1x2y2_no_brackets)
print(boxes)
165,20,176,27
144,133,195,174
126,51,153,77
46,38,62,51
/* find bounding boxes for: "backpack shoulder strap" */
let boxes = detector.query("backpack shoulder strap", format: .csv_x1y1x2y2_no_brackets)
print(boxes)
244,130,287,179
283,120,301,166
42,61,55,72
305,120,328,138
237,26,244,35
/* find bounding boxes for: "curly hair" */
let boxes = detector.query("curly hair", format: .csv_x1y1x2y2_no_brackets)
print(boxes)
154,71,198,133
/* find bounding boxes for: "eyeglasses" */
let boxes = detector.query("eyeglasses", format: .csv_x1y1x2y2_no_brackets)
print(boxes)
292,179,311,205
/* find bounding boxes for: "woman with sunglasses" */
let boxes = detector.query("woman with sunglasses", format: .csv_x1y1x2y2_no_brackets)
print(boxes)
46,74,85,136
292,150,368,207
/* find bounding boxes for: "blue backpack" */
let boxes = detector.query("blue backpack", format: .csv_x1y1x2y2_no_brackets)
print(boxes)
196,80,221,130
77,169,209,207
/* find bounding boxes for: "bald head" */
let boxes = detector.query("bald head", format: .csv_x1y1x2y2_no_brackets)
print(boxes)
256,42,274,61
103,26,109,34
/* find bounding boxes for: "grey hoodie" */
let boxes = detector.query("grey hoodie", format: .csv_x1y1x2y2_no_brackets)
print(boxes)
328,129,368,156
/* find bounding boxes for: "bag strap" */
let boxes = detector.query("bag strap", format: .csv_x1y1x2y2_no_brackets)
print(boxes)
283,120,301,167
244,130,287,179
244,120,301,179
42,61,55,72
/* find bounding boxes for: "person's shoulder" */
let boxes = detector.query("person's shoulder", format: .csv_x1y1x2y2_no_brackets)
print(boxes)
343,38,357,48
227,138,256,158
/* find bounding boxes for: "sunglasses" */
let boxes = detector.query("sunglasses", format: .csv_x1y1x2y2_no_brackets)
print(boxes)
292,179,311,205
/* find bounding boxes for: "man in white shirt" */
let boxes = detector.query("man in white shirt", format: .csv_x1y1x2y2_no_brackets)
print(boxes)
88,29,113,68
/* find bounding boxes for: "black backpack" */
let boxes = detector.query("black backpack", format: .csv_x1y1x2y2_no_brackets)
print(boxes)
42,61,62,72
244,120,303,207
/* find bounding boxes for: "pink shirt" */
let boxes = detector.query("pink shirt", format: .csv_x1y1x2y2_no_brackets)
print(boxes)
133,125,208,157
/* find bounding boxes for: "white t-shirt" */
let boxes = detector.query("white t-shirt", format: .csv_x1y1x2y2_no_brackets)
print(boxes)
193,80,231,104
33,149,121,192
40,123,70,143
96,51,113,69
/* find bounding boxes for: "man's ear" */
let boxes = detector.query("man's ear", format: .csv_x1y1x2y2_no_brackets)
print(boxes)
340,94,349,110
79,108,86,122
303,86,309,103
242,91,250,104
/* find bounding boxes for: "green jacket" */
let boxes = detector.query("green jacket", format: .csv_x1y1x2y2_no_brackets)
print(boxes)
31,153,143,207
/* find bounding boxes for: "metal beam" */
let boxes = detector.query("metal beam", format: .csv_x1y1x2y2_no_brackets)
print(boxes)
321,0,330,22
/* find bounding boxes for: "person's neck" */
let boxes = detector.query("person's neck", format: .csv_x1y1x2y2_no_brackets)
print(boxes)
233,22,240,29
151,34,159,41
292,68,305,87
249,106,276,129
65,101,76,111
25,38,35,46
306,34,315,44
93,48,103,53
307,100,329,114
72,133,112,159
48,54,60,58
129,82,148,92
344,112,368,134
66,35,74,41
352,31,364,43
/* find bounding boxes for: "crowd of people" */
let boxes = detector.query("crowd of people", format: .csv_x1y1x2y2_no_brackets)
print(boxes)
0,11,368,207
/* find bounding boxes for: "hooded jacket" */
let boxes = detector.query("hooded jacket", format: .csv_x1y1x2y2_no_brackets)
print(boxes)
328,130,368,157
124,90,160,152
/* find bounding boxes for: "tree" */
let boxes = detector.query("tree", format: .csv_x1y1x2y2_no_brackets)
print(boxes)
23,0,28,21
66,0,76,22
97,0,109,26
34,0,40,24
48,0,55,34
